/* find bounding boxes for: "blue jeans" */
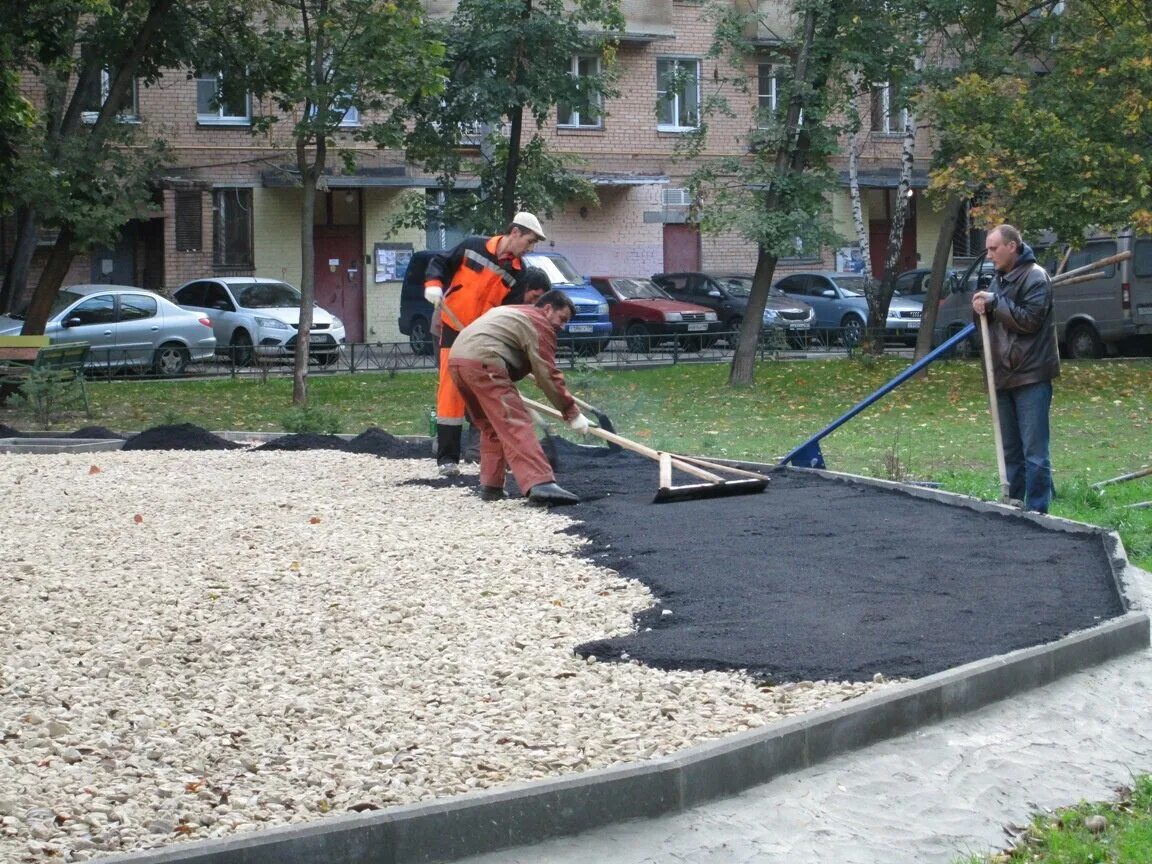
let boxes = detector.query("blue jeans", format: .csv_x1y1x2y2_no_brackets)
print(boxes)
996,380,1054,513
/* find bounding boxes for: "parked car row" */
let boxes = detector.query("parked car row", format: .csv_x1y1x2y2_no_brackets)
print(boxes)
0,277,348,375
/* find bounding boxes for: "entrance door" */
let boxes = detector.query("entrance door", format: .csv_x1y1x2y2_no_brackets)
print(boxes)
314,227,364,342
663,223,701,272
91,224,136,285
868,191,918,279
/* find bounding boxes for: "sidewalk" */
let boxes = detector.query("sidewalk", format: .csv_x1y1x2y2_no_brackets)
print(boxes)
455,575,1152,864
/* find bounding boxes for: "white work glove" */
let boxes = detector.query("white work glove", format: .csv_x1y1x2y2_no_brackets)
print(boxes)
567,412,590,434
424,285,444,305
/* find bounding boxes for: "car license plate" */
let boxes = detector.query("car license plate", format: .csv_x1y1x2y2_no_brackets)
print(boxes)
568,324,593,333
687,322,708,332
309,334,332,344
788,323,810,330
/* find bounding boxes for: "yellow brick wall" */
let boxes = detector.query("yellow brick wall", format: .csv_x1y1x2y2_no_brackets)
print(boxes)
364,189,425,343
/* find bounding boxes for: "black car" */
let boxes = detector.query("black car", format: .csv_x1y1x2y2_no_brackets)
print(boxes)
397,250,439,355
652,271,816,347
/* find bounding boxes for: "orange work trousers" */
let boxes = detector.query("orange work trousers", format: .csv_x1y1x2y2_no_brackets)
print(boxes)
448,358,554,494
436,345,467,425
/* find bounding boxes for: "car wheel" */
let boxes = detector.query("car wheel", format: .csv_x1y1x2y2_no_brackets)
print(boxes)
840,314,864,347
409,316,434,356
726,316,743,349
153,342,190,375
1066,322,1104,359
230,330,254,366
625,322,651,353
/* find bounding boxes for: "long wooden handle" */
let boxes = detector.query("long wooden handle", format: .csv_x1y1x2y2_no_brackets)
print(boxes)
1052,249,1131,283
978,314,1010,496
521,396,723,483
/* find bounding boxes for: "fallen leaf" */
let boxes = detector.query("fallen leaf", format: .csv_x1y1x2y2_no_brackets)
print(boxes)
88,465,101,475
133,514,143,524
309,516,321,524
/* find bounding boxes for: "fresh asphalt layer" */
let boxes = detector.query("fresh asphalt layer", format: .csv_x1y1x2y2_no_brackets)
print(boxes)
3,427,1148,864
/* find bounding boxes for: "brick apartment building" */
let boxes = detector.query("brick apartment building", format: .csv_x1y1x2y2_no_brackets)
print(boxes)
6,0,958,344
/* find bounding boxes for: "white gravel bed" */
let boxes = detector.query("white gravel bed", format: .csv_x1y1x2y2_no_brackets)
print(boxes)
0,450,895,863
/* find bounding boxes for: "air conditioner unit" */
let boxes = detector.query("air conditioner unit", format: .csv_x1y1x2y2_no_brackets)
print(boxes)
662,187,692,207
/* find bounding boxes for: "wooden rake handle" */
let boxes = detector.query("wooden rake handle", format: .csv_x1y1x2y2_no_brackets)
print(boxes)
521,396,724,484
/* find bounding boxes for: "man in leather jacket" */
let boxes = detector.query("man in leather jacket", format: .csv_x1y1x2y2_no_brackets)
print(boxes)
972,224,1060,513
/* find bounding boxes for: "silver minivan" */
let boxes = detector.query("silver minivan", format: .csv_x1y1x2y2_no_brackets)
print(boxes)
932,233,1152,358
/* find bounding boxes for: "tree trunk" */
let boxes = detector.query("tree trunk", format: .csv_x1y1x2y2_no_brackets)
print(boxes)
0,206,39,315
913,193,964,361
502,103,524,223
21,226,77,336
864,114,916,353
847,126,872,279
293,137,324,408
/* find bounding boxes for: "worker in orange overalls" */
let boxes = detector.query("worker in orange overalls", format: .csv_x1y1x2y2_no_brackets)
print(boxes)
423,212,547,476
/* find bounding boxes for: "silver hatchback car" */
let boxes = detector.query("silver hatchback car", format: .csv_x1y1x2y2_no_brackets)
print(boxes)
773,271,924,346
0,285,217,374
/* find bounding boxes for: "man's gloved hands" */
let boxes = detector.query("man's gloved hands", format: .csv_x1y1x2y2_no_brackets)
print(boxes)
567,412,590,434
424,285,444,305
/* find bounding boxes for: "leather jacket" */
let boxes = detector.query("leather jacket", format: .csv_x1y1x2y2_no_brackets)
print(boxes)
978,244,1061,390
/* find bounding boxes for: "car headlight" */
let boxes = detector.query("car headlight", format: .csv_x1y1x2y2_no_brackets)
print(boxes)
703,311,717,322
664,311,683,323
254,316,291,330
762,309,780,323
331,316,343,329
597,302,609,317
806,308,816,321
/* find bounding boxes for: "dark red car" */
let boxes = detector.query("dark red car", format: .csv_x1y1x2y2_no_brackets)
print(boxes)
590,276,722,352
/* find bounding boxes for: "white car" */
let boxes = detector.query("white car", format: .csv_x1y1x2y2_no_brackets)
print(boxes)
0,285,216,375
173,277,346,365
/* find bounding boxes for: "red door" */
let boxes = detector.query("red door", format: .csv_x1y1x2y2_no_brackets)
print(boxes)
868,192,919,279
663,224,701,272
314,227,364,342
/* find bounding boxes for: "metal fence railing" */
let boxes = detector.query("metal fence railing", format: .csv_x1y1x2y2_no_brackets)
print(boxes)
73,326,920,382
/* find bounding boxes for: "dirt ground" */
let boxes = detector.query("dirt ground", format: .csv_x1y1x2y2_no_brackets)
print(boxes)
9,423,1125,684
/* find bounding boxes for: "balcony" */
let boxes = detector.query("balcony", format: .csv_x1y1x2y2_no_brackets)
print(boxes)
735,0,797,45
422,0,673,40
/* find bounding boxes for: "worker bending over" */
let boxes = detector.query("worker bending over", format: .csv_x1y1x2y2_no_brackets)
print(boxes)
448,290,589,505
424,212,547,476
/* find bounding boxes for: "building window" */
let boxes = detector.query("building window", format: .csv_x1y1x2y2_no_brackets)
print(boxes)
175,191,203,252
870,82,907,134
196,72,251,125
79,46,139,122
557,55,602,129
425,189,468,251
757,64,777,126
656,58,700,131
213,188,253,268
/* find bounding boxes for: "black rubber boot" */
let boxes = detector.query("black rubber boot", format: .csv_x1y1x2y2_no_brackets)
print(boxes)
436,424,463,468
478,485,506,501
527,482,580,506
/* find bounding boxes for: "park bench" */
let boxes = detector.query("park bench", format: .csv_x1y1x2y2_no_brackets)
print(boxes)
0,336,91,416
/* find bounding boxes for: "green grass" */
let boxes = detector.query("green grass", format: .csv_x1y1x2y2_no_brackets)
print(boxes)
3,356,1151,570
958,774,1152,863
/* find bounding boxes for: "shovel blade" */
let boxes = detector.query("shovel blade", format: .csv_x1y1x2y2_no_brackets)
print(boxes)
653,478,768,504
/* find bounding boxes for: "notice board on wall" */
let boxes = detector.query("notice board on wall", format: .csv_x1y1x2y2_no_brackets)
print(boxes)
374,242,414,282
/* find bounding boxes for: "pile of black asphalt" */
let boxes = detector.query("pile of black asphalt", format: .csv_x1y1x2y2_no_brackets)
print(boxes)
11,423,1125,684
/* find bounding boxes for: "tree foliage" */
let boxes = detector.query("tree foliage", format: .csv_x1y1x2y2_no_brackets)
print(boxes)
690,0,936,381
403,0,623,232
926,0,1152,238
1,0,191,321
210,0,445,406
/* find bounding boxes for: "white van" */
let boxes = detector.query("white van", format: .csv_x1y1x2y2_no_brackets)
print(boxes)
933,232,1152,358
